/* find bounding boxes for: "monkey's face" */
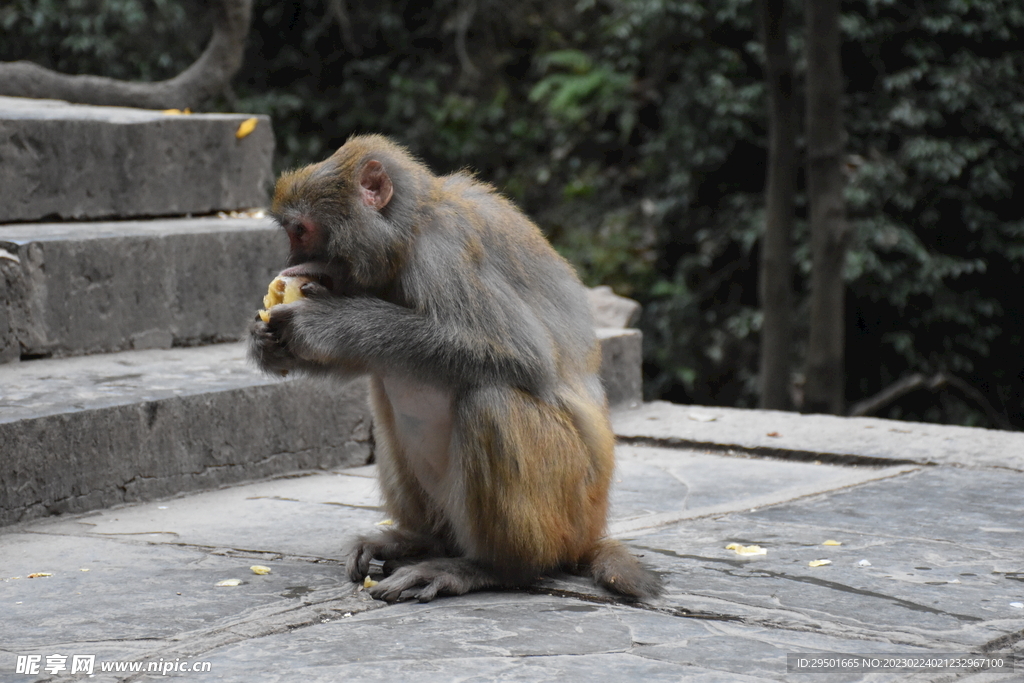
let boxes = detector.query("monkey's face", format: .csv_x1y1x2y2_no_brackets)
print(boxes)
270,152,409,292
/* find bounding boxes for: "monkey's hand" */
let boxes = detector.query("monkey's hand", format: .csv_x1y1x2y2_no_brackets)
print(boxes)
247,302,307,375
345,529,450,583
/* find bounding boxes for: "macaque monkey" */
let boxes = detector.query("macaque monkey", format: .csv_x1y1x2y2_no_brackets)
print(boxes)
249,135,662,602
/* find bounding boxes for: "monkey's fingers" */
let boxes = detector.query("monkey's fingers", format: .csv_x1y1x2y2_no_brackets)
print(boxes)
344,539,377,582
262,301,298,336
298,280,331,298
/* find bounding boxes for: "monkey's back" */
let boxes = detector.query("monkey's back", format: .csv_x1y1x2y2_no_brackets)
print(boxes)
405,172,601,388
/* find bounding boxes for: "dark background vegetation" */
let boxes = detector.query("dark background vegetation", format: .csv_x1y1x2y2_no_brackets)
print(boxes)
2,0,1022,429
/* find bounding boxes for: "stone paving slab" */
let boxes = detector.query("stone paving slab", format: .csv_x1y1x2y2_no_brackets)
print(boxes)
0,217,286,360
188,593,924,683
2,434,1020,681
27,467,382,559
0,97,273,222
614,401,1024,470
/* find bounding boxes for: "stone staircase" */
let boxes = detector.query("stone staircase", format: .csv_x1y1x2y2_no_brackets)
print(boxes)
0,96,642,526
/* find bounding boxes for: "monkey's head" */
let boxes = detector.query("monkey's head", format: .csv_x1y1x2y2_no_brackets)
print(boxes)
270,135,427,292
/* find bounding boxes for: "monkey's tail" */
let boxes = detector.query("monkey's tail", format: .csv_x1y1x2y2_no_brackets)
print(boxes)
586,538,663,599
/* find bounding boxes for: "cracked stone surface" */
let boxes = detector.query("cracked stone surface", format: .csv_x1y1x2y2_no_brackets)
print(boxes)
1,406,1022,682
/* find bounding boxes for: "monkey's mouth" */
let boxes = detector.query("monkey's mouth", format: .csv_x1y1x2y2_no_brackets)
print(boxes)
279,262,346,295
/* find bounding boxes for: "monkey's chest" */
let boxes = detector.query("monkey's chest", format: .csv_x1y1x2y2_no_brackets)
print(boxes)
380,375,454,502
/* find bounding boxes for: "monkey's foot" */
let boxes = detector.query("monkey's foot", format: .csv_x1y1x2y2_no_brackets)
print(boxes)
366,558,497,603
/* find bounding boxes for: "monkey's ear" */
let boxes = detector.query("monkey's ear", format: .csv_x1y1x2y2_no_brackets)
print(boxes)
359,160,394,211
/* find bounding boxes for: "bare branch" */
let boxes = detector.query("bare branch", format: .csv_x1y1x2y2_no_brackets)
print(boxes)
0,0,252,110
850,372,1014,431
849,373,927,417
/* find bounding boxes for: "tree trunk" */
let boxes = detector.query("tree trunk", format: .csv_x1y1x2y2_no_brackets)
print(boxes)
803,0,848,414
0,0,252,110
758,0,796,411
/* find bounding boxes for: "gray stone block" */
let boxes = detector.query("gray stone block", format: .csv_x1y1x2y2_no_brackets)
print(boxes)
0,343,372,526
0,96,274,221
0,216,287,360
612,400,1024,470
598,327,643,408
588,285,641,328
0,247,27,363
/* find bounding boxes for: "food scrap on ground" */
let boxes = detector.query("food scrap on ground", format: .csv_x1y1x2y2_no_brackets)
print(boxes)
726,543,767,556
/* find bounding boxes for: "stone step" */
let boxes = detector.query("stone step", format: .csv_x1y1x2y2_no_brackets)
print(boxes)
0,331,642,526
0,96,273,222
0,216,287,362
0,343,372,527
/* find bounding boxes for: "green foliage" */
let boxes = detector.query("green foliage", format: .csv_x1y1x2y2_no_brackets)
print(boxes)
841,0,1024,426
0,0,204,80
3,0,1022,428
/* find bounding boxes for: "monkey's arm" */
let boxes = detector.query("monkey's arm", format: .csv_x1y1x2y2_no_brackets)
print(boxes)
258,292,554,392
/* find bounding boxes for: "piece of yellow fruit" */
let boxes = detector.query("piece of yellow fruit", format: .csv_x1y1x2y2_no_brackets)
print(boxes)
822,540,842,546
258,276,308,322
363,576,379,588
808,559,832,567
236,117,258,139
250,565,272,575
215,579,242,586
726,543,767,556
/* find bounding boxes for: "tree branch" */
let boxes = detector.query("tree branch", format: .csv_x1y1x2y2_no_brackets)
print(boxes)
0,0,252,110
849,372,1014,431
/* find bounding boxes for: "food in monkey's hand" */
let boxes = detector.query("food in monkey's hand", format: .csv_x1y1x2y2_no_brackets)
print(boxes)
258,276,309,322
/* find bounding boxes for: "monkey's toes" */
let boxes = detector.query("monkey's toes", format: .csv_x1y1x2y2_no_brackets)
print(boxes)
365,563,469,603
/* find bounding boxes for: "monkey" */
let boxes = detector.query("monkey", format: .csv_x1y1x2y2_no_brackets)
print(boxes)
249,134,662,602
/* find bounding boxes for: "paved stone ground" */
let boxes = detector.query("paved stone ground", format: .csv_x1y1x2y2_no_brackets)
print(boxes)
1,403,1021,682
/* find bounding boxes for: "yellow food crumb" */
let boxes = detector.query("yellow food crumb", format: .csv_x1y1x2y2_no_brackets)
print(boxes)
726,543,767,556
363,576,379,588
822,540,842,546
250,565,272,575
375,519,394,526
236,117,259,139
215,579,242,587
27,572,53,578
808,559,832,567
